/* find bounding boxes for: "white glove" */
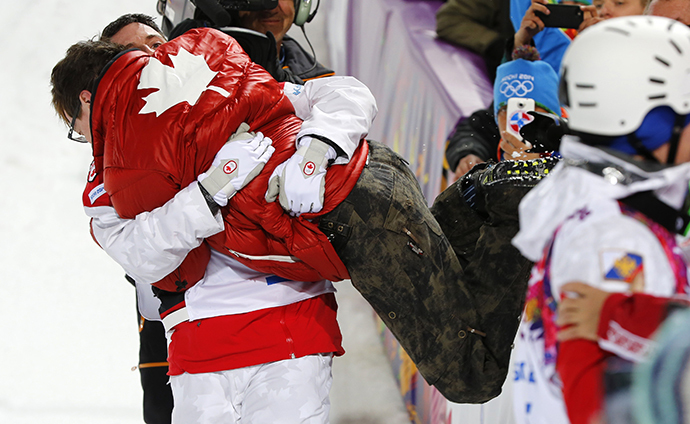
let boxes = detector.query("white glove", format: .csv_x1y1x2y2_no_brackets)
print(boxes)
265,137,337,216
198,123,274,207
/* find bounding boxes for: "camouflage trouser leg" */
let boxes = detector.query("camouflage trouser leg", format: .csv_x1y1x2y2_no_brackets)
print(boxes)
431,175,534,377
319,141,504,403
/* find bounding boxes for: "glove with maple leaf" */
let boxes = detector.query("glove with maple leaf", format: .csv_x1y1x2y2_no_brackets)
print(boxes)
198,123,275,207
265,136,337,216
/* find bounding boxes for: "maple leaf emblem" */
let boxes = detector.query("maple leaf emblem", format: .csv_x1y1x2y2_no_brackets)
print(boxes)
137,47,230,117
303,161,316,176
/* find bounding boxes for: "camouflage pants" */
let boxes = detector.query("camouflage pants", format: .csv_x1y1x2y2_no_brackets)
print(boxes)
319,141,534,403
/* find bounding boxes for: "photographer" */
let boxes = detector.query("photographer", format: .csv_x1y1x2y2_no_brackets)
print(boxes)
161,0,333,83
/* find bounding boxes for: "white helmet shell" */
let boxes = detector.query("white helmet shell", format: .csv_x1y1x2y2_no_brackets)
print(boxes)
560,15,690,136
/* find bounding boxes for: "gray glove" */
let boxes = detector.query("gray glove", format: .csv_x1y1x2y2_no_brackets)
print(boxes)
198,123,275,207
265,137,336,216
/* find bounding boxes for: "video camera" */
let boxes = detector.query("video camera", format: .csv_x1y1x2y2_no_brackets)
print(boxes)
156,0,278,37
156,0,310,83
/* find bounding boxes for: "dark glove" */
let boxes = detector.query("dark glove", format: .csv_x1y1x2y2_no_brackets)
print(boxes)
460,157,560,216
520,111,569,154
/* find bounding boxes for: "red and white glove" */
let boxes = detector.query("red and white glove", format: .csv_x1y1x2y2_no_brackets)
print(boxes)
198,123,274,207
265,137,337,216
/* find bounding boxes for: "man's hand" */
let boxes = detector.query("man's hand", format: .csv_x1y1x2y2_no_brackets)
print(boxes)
265,137,336,216
500,130,542,160
454,154,484,179
556,282,611,342
514,0,550,48
578,5,604,33
198,123,274,207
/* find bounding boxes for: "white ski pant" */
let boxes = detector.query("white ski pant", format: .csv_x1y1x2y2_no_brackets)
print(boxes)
170,354,333,424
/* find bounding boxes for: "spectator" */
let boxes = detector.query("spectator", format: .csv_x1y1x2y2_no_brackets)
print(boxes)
492,50,560,161
232,0,334,81
436,0,514,82
511,15,690,424
646,0,690,25
594,0,651,18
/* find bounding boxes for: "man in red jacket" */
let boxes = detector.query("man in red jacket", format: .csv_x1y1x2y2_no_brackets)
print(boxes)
51,25,531,420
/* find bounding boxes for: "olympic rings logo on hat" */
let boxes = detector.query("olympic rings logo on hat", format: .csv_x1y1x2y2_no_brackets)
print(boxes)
500,80,535,97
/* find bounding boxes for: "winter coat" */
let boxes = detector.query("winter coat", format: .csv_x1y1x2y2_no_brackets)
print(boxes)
90,28,367,292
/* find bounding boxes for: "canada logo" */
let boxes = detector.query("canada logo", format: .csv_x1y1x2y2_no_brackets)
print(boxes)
88,161,97,182
223,160,238,175
509,110,535,134
303,161,316,176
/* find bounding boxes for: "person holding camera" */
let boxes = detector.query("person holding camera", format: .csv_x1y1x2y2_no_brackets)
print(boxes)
164,0,332,84
232,0,334,81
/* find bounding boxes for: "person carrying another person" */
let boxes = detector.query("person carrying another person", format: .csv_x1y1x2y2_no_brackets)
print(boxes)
51,22,538,421
97,9,337,422
511,15,690,424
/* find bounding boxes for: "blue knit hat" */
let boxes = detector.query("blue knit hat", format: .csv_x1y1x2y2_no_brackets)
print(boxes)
494,58,561,119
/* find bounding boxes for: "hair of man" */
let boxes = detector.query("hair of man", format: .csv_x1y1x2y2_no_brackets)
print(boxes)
101,13,164,41
51,40,127,126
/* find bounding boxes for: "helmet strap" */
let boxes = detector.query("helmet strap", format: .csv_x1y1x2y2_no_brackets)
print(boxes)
663,113,686,165
626,133,659,163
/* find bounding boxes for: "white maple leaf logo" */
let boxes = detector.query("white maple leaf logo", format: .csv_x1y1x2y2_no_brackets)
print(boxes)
137,47,230,117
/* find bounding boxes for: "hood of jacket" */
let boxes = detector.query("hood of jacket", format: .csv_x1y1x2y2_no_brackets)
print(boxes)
513,136,690,261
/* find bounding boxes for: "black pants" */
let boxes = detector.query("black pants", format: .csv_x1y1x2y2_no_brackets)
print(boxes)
137,313,173,424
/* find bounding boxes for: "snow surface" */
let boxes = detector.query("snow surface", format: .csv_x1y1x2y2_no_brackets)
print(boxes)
0,1,408,423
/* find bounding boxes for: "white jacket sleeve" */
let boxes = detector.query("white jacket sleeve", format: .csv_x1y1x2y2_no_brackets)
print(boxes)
283,76,378,164
85,181,224,285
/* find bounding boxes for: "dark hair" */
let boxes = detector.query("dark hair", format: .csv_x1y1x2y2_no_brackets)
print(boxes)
50,40,127,125
101,13,164,41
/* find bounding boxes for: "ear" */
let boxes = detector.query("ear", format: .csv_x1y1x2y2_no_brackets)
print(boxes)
79,90,91,107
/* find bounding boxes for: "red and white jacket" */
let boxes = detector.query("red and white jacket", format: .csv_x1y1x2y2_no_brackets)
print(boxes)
89,28,375,293
82,28,377,374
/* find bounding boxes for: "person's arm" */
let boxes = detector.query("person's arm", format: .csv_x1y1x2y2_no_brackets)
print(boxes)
85,127,274,285
557,283,688,361
513,0,550,49
266,76,377,216
436,0,503,55
282,76,377,164
445,106,499,178
86,182,223,285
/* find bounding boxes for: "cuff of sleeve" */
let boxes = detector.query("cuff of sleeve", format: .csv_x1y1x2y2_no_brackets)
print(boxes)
188,181,224,232
596,292,628,340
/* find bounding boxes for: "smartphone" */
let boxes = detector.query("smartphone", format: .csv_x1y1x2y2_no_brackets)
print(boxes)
506,97,536,142
535,4,584,29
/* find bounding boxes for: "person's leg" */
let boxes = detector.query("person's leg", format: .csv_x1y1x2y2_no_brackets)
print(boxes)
170,371,240,424
138,315,174,424
241,354,333,424
170,355,332,424
320,141,502,403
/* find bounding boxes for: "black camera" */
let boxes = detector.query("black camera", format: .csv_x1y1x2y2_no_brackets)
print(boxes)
157,0,278,36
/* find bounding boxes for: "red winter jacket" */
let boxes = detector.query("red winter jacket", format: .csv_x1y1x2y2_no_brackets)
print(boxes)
90,28,366,292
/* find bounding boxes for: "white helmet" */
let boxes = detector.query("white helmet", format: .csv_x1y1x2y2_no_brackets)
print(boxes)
560,15,690,136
